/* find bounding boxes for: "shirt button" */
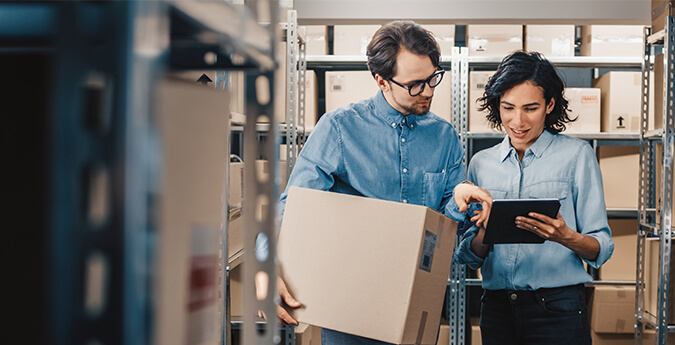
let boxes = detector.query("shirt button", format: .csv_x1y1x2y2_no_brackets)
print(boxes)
403,168,408,173
401,138,406,143
410,124,414,128
403,199,408,203
510,293,517,301
392,122,396,127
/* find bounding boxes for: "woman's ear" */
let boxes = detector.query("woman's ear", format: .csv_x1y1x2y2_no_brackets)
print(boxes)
546,97,556,115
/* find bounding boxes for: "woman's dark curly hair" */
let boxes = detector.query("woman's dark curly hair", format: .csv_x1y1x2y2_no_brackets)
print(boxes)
478,51,574,134
366,21,440,80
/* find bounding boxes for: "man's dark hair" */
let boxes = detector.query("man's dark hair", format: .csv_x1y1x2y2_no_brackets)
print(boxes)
366,21,440,80
479,51,574,134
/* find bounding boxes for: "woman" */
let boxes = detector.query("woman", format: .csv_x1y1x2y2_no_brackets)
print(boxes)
454,51,614,345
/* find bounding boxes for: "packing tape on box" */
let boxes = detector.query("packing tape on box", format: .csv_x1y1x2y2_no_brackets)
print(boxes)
415,311,428,345
436,216,445,249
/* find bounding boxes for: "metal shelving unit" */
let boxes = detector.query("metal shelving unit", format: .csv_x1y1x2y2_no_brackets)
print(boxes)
635,16,675,345
2,0,283,344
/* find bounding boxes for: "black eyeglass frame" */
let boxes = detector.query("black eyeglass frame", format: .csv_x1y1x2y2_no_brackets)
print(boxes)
388,68,446,97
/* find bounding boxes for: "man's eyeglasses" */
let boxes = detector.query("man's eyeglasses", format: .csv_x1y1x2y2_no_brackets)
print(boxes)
388,69,445,97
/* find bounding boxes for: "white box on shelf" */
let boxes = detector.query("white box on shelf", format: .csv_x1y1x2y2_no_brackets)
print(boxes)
466,25,523,57
524,25,575,57
562,88,601,133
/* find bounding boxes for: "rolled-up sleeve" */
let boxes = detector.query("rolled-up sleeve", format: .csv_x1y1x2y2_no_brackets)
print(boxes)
573,144,614,268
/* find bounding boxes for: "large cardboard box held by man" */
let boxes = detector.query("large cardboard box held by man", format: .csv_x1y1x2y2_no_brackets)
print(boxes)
278,187,457,344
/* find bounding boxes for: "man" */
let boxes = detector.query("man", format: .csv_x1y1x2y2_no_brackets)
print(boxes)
268,21,492,344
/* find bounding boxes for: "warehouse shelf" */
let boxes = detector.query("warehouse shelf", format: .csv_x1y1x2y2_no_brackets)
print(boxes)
467,55,643,68
306,54,454,70
466,132,641,140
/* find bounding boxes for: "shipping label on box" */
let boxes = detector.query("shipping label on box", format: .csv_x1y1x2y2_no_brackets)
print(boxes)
468,71,497,132
278,187,457,345
588,285,636,333
467,25,523,57
563,88,601,133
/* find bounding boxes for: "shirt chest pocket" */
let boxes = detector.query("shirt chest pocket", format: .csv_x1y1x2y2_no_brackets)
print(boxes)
522,181,569,201
423,170,446,209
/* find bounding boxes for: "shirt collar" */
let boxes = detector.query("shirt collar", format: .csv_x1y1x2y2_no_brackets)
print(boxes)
498,130,555,162
372,90,418,130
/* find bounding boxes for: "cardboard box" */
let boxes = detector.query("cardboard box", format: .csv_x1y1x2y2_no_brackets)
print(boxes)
563,88,601,133
524,25,575,57
229,162,244,208
425,25,456,56
303,25,327,56
466,25,523,57
325,71,380,112
654,53,665,130
598,218,638,281
278,187,457,344
324,70,452,123
333,25,380,55
644,328,675,344
227,205,243,265
597,146,639,209
588,285,636,333
470,317,481,345
435,323,449,345
229,264,243,316
644,237,675,324
296,322,322,345
579,25,644,58
654,142,675,228
155,78,229,345
468,71,497,132
593,71,642,132
652,0,675,33
301,70,318,130
590,329,635,345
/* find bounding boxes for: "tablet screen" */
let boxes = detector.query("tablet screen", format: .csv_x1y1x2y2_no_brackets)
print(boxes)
483,198,561,245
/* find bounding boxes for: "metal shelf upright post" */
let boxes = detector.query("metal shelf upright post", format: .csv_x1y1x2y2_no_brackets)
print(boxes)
636,15,675,345
447,46,469,345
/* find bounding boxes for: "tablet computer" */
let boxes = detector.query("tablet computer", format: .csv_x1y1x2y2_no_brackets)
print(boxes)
483,198,561,245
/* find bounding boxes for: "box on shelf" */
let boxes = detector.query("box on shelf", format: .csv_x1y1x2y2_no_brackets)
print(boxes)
324,70,452,124
590,329,635,345
155,77,230,345
644,237,675,324
468,71,497,132
593,71,642,132
278,187,457,345
466,25,523,57
598,218,637,281
296,322,322,345
302,70,318,130
524,25,575,57
588,285,636,333
643,328,675,344
303,25,328,55
579,25,644,58
562,88,601,133
435,322,449,345
597,145,639,209
229,162,244,207
652,0,675,33
424,24,456,56
654,53,665,130
325,71,379,113
333,25,380,55
470,317,481,345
